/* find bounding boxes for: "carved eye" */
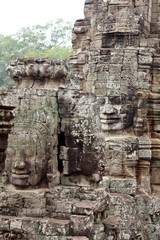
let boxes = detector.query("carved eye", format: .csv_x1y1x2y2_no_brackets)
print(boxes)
121,94,129,104
120,104,133,114
99,98,105,105
24,147,35,157
6,147,15,157
109,96,121,104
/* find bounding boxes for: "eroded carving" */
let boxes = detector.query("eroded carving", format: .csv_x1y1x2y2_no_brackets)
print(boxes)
5,97,59,188
6,128,49,187
99,93,136,131
0,0,160,239
6,58,68,89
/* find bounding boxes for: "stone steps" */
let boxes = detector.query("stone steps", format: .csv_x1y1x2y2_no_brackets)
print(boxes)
0,216,92,239
0,186,108,239
0,216,70,237
46,199,94,218
42,237,89,240
45,186,108,238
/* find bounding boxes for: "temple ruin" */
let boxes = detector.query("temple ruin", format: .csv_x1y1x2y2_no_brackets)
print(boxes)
0,0,160,239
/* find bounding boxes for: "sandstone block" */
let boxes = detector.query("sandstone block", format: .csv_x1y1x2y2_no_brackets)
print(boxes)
41,219,70,236
110,178,137,195
70,215,94,236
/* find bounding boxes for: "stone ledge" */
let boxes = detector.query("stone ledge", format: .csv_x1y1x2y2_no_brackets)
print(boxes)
0,216,70,237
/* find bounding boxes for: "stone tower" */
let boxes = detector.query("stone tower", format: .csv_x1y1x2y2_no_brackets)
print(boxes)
0,0,160,239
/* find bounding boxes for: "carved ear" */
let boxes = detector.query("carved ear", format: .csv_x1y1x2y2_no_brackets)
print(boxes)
136,90,150,100
136,90,149,108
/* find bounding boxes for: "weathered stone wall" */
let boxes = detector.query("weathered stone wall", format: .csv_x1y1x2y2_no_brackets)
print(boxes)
0,58,107,239
0,0,160,239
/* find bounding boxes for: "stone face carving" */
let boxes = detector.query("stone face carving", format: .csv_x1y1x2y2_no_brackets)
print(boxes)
99,93,136,131
58,89,105,184
4,94,59,188
68,0,157,197
6,128,49,187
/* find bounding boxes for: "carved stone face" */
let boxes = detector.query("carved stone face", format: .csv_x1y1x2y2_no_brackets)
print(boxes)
100,95,135,131
5,130,49,187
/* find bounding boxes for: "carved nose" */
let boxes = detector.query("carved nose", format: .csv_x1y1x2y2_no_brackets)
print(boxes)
102,104,117,114
13,157,25,170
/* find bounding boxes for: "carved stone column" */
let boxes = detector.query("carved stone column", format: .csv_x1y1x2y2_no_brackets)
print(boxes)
0,105,15,173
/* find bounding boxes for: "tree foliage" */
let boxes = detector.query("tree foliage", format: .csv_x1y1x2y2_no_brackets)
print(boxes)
0,19,73,86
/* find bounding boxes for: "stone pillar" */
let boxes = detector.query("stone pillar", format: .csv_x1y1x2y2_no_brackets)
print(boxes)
137,137,151,194
157,0,160,32
151,138,160,193
150,0,158,33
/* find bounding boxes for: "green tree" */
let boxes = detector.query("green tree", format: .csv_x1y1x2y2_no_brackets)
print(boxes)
0,34,20,86
0,19,73,87
13,18,72,51
25,45,73,59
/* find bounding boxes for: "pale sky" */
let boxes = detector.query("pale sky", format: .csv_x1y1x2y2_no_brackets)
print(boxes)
0,0,85,35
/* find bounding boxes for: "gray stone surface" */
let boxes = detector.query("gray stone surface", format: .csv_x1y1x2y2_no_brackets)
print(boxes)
0,0,160,239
